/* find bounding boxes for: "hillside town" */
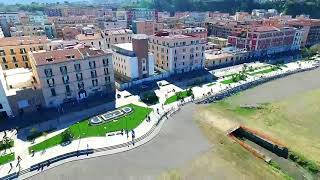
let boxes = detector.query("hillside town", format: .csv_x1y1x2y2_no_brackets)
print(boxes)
0,1,320,179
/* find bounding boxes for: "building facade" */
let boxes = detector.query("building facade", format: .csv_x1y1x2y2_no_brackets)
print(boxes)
287,18,320,47
103,29,133,49
76,32,106,50
228,26,298,57
132,20,155,35
149,31,206,74
30,47,115,107
0,36,49,70
112,34,154,81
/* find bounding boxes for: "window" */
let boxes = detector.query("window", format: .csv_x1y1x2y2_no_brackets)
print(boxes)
10,49,15,55
92,79,98,86
44,69,53,77
4,65,8,69
15,64,18,68
65,85,71,93
22,55,28,61
0,103,3,109
60,66,67,75
104,68,109,75
2,57,6,63
105,76,111,83
20,48,26,54
78,82,84,90
25,62,29,68
76,73,83,81
12,56,17,62
0,50,5,56
103,58,109,66
62,76,69,84
39,46,44,50
50,88,56,96
74,63,81,71
89,61,96,69
47,78,55,87
91,70,97,78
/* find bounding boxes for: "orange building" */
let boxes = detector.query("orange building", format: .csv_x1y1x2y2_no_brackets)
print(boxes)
0,36,48,70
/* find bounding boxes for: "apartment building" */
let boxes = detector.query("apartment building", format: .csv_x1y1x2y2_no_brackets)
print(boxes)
149,31,206,74
228,26,300,57
97,19,127,30
287,17,320,47
30,47,114,107
103,29,133,49
112,34,154,81
76,32,105,50
205,47,249,69
0,66,12,118
0,36,49,70
10,23,56,39
132,20,155,35
126,8,156,25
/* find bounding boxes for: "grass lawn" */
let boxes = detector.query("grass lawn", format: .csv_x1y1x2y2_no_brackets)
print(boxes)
29,104,152,153
221,75,247,84
248,67,281,76
206,90,320,169
207,82,216,87
0,153,15,165
164,90,192,105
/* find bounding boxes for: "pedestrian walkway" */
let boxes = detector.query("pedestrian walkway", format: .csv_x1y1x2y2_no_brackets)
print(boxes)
0,58,318,179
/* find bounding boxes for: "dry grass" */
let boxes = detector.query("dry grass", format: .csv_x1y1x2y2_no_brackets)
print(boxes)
158,107,286,180
206,89,320,166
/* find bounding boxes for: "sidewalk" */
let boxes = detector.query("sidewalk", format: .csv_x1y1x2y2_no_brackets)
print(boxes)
0,59,318,179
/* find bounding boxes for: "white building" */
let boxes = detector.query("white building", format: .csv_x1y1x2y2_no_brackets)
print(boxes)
112,34,154,81
0,27,4,38
0,66,12,117
292,29,304,50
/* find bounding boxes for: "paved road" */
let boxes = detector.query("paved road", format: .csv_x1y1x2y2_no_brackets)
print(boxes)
28,104,211,180
229,67,320,105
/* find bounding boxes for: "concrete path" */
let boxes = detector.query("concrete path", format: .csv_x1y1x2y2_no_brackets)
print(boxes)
28,104,211,180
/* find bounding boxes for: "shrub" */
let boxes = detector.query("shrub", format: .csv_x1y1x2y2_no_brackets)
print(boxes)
141,91,159,105
289,151,320,174
61,130,73,143
0,138,14,151
269,160,281,170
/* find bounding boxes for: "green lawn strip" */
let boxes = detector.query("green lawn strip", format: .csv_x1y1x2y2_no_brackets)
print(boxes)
164,90,192,105
29,104,152,153
248,67,281,76
0,153,15,165
221,75,247,84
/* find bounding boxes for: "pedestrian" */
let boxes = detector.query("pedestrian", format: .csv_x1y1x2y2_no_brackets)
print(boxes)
9,162,12,169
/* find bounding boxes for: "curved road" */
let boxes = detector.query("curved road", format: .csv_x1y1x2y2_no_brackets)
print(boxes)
28,104,211,180
29,67,320,180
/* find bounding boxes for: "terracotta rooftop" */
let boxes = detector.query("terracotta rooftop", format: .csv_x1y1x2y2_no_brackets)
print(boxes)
0,36,48,47
287,18,320,26
32,47,111,66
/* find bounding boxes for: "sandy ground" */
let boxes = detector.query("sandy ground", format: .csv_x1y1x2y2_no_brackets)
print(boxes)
28,104,211,180
229,67,320,105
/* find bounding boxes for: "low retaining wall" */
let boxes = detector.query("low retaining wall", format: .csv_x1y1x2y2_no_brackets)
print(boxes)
195,66,319,104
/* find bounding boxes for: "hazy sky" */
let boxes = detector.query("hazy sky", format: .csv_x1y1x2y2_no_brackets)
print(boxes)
0,0,86,5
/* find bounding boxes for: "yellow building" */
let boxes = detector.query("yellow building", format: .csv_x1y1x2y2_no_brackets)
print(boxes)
0,36,48,70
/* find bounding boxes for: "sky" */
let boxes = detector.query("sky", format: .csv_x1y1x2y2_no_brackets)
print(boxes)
0,0,87,5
